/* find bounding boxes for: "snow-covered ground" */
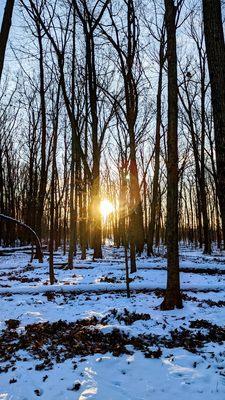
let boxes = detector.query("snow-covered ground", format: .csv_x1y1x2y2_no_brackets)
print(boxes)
1,245,225,399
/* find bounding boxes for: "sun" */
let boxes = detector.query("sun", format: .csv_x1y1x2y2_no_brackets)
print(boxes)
100,199,115,221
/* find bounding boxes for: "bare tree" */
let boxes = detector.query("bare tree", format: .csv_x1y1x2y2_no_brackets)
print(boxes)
100,0,145,272
203,0,225,248
147,21,166,256
161,0,183,310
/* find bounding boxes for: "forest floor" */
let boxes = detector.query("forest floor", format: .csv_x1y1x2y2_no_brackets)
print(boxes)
1,244,225,399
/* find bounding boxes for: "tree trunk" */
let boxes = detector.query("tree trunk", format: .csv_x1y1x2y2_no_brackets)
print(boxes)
161,0,183,310
35,21,47,243
147,32,165,256
91,154,102,259
68,148,77,268
0,0,14,81
203,0,225,248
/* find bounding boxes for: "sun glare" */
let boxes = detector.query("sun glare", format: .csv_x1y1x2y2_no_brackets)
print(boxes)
100,199,115,221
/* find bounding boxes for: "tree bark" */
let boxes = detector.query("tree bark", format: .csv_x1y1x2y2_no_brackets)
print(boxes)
0,0,14,81
161,0,183,310
35,20,47,243
147,30,165,256
203,0,225,248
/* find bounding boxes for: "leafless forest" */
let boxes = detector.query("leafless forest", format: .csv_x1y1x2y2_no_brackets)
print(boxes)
1,0,225,311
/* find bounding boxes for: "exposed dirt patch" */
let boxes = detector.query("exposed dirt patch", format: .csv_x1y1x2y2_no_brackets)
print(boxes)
99,276,119,283
102,308,151,325
8,275,40,283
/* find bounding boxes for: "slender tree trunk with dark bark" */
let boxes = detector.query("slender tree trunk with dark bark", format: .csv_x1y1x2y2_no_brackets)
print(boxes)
161,0,183,310
203,0,225,248
35,21,47,253
68,137,76,268
49,134,56,284
147,31,165,256
0,0,14,81
49,87,60,283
